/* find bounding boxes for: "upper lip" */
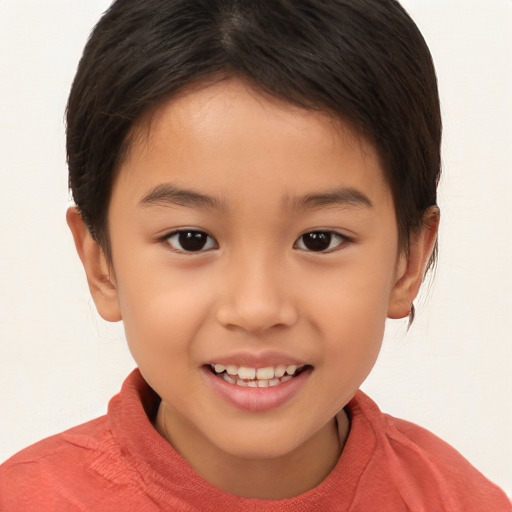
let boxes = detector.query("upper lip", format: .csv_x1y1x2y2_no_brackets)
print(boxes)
204,349,309,369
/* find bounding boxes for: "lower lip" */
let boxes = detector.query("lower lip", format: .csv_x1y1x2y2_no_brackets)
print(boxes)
203,367,312,412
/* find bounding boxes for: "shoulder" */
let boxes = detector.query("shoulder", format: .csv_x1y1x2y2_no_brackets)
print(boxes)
0,415,141,511
1,414,109,467
347,391,512,511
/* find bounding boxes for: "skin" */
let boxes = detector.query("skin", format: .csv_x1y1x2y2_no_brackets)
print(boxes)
67,78,438,499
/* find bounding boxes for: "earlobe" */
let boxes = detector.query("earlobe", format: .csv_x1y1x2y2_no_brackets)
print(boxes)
66,207,122,322
387,207,440,320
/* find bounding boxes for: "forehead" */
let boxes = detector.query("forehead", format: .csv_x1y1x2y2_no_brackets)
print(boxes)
113,78,391,210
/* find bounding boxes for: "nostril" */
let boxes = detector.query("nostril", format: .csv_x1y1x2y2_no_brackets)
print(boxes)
216,300,299,334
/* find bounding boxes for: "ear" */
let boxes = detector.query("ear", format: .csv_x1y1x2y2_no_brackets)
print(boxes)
387,207,440,319
66,207,122,322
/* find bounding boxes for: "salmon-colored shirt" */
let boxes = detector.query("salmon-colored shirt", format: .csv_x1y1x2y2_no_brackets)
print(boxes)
1,370,510,511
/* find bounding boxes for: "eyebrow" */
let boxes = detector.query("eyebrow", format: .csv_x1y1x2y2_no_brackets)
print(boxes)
289,187,373,211
139,183,373,212
139,183,226,210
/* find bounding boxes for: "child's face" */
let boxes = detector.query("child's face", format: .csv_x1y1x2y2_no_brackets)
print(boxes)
86,79,412,467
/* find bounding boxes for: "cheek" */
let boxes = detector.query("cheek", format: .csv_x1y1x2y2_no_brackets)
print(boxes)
303,254,395,328
303,252,395,380
318,287,387,375
114,261,215,364
311,292,386,416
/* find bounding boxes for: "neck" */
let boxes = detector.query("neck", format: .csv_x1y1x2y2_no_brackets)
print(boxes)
155,404,350,499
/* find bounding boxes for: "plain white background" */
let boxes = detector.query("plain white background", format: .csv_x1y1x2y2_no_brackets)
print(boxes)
0,0,510,495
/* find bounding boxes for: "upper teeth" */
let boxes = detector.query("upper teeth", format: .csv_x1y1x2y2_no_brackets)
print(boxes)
212,364,302,380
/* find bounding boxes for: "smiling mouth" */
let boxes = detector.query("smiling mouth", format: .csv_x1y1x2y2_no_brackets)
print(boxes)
208,363,310,388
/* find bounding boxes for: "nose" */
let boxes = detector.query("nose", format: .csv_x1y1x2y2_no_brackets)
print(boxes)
216,253,299,335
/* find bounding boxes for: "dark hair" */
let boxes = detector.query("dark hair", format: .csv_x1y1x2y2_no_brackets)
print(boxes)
67,0,441,267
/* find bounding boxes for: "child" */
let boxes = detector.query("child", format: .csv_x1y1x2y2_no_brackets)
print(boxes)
1,0,510,509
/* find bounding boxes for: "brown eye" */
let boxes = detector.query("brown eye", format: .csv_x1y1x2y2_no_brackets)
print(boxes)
295,231,346,252
165,230,217,252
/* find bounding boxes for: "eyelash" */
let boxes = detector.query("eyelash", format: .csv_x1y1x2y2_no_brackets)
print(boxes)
162,229,350,254
294,231,349,253
163,230,217,253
